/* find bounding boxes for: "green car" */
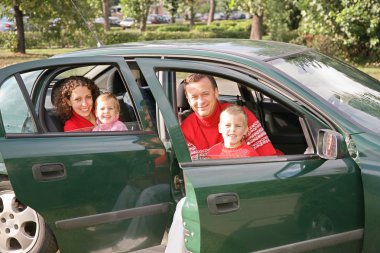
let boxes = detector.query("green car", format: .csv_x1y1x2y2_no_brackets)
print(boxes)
0,39,379,253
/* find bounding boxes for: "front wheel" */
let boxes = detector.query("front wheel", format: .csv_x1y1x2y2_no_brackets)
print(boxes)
0,180,58,253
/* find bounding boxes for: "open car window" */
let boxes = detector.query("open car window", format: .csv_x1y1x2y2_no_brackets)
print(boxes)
156,69,328,159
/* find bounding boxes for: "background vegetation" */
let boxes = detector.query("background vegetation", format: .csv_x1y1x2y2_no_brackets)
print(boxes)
1,0,380,71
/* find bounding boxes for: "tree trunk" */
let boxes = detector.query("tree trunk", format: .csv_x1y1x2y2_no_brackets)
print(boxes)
13,3,25,54
140,7,150,32
207,0,215,25
189,1,195,30
102,0,110,31
250,14,263,40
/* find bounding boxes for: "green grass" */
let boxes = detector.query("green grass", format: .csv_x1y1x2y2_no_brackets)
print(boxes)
0,48,81,68
358,67,380,81
1,48,380,81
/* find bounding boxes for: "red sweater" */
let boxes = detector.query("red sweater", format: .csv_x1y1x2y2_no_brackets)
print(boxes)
181,102,276,160
64,111,95,132
207,142,259,159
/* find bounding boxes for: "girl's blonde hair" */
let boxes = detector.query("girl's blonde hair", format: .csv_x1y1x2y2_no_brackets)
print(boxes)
95,92,120,113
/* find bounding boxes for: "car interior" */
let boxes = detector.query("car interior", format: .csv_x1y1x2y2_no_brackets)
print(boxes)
26,60,317,158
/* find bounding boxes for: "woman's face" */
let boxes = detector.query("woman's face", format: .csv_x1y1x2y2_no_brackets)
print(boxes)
67,86,93,120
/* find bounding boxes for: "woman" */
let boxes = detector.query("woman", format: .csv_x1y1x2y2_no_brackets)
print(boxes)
52,76,100,132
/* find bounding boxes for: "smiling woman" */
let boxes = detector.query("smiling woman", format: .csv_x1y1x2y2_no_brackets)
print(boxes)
52,76,100,132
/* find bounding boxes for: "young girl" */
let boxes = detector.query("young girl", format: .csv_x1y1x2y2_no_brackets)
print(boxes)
207,104,259,159
92,92,128,131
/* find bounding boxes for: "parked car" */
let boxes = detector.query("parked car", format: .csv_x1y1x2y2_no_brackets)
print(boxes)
94,16,120,26
119,17,135,29
0,39,379,253
147,14,169,24
0,16,15,32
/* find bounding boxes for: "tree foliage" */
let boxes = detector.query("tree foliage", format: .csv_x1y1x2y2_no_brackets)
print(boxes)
163,0,180,23
237,0,293,40
119,0,153,32
294,0,380,58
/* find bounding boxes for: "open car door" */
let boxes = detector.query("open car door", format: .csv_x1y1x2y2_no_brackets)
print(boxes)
137,58,364,253
0,56,171,253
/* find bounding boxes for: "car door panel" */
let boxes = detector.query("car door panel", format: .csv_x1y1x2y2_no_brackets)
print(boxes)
182,157,363,253
137,58,364,253
0,57,171,252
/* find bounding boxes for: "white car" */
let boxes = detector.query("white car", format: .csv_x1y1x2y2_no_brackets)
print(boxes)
119,17,135,29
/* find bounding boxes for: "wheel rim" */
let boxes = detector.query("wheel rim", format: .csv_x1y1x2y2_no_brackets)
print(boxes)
0,190,40,252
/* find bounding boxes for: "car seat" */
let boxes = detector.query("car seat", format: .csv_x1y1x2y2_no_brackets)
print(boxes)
107,69,137,122
176,82,192,123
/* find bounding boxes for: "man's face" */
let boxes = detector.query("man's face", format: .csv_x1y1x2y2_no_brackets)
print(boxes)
185,77,219,118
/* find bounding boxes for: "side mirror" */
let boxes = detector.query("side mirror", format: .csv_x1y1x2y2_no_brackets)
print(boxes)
317,129,346,160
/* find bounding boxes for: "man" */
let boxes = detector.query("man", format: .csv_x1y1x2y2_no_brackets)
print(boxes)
180,73,277,160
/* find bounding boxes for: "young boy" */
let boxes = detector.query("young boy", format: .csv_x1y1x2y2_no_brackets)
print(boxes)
93,92,128,131
207,104,259,159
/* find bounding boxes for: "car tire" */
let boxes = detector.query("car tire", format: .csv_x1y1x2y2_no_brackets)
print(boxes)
0,180,58,253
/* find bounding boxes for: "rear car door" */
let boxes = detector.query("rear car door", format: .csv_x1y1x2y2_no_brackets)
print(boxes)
137,58,364,253
0,57,171,253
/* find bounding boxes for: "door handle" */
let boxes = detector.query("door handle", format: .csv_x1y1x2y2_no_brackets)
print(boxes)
207,192,240,215
32,163,66,181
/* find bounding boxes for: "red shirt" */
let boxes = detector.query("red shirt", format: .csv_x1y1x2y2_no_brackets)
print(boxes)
181,102,276,160
64,111,95,132
207,142,259,159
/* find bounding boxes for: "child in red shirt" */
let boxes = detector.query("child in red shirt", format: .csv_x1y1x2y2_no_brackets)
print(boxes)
208,105,259,159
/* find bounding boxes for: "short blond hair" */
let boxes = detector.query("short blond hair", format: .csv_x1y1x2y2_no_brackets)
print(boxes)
95,92,120,113
220,104,248,126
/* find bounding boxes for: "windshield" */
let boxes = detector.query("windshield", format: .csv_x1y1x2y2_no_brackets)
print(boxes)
269,51,380,134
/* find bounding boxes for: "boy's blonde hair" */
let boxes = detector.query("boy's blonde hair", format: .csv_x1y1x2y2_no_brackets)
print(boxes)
220,104,248,127
95,92,120,113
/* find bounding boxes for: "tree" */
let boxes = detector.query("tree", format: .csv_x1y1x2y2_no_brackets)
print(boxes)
219,0,237,20
295,0,380,58
163,0,180,23
237,0,268,40
102,0,110,31
120,0,153,32
2,0,26,53
207,0,216,25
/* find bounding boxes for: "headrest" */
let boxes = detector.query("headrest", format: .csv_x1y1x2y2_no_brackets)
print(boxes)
107,69,126,95
51,78,66,105
176,82,190,110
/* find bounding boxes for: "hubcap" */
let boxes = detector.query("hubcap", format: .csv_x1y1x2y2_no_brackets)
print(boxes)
0,190,40,252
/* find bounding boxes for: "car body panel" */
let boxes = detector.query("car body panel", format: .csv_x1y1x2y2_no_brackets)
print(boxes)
182,156,363,253
351,133,380,253
0,56,172,252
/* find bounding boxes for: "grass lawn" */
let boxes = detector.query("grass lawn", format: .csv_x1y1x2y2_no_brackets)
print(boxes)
1,48,380,81
0,48,81,68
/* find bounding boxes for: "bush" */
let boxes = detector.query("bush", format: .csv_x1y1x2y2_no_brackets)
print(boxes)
0,32,18,52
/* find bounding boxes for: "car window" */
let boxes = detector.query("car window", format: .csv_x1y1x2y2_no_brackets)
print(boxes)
175,72,241,96
269,51,380,134
159,70,317,159
43,65,141,133
0,76,37,133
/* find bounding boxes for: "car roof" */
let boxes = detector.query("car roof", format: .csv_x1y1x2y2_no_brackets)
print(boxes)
56,39,311,62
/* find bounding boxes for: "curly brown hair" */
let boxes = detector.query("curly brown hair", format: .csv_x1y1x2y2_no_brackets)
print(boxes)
52,76,100,122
